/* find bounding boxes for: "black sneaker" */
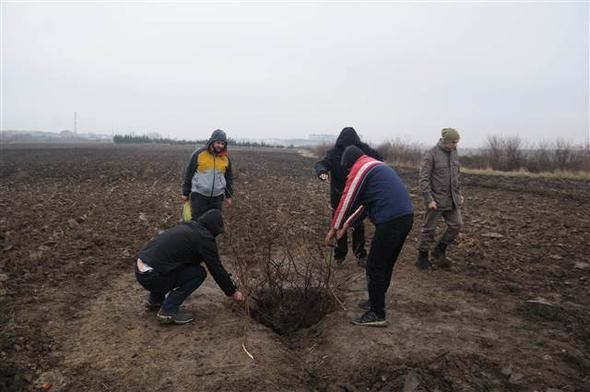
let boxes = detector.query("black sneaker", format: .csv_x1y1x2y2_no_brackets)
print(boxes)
357,299,370,311
356,255,367,268
351,311,388,327
156,308,194,324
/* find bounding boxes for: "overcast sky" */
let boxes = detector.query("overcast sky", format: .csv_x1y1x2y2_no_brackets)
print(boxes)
2,1,588,147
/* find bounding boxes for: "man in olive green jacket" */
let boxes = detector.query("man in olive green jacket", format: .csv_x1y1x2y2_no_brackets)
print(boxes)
416,128,464,269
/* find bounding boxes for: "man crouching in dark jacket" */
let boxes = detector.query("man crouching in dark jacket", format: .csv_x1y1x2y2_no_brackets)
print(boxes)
135,209,244,324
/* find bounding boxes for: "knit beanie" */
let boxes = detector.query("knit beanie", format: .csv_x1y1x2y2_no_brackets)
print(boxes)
441,128,460,143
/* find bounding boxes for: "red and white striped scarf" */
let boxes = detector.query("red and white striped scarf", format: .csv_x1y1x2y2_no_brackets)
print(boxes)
331,155,383,229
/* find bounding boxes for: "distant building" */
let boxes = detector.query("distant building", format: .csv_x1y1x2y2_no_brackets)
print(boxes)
260,134,338,147
60,130,75,138
308,134,337,144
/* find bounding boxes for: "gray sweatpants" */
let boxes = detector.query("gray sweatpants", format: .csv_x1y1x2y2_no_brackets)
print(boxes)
418,207,463,251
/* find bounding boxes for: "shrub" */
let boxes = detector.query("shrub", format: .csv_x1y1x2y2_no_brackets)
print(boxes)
377,138,424,167
485,135,524,171
310,143,331,159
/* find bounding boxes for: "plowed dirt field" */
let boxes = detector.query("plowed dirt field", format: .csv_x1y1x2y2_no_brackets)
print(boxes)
1,144,589,391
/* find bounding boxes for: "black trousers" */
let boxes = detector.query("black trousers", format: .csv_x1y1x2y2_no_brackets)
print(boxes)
190,192,224,220
135,264,207,312
334,218,367,260
366,214,414,318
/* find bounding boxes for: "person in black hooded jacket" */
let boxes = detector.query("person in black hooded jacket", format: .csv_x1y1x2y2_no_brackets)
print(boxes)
314,127,383,266
135,209,244,324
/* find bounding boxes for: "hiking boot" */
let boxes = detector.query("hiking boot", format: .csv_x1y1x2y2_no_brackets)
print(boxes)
351,311,388,327
358,299,370,311
335,256,345,265
432,242,451,268
356,255,367,268
156,307,194,325
416,250,431,270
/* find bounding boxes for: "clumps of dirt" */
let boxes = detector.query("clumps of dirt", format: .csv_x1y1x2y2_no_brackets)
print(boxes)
3,146,589,391
343,353,517,392
0,326,56,392
519,298,590,353
0,364,27,392
250,286,335,336
519,298,590,325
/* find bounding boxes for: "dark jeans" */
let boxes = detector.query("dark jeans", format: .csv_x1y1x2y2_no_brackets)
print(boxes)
190,192,224,220
333,214,367,260
135,264,207,312
366,214,414,318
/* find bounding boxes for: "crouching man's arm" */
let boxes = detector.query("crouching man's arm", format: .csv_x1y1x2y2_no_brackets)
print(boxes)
199,238,243,301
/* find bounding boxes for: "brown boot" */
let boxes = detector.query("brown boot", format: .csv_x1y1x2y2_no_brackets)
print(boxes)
432,242,451,268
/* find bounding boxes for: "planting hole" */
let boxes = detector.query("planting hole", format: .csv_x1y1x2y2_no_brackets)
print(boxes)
250,287,335,336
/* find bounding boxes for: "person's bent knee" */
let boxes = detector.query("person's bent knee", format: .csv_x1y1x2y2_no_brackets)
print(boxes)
448,223,463,232
182,264,207,286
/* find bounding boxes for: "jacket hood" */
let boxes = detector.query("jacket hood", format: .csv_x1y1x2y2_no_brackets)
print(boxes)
335,127,361,149
196,209,225,237
207,129,228,153
341,145,365,172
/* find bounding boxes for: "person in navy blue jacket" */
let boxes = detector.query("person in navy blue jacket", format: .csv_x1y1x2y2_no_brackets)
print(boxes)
314,127,383,267
325,146,414,327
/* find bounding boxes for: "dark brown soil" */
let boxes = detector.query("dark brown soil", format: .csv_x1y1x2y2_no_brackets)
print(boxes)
250,287,335,336
1,144,589,391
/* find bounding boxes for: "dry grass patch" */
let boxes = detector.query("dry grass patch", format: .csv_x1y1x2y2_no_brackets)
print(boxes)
461,167,590,180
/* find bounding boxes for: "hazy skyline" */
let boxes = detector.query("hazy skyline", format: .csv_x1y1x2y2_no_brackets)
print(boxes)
2,1,588,147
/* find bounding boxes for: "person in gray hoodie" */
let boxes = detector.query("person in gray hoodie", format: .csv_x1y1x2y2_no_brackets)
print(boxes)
182,129,234,220
416,128,464,269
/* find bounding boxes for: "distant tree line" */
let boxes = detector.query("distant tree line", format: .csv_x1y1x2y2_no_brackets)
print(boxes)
313,136,590,175
113,134,284,148
381,136,590,174
460,136,590,174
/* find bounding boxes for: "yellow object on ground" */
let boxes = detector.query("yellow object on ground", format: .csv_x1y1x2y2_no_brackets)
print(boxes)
182,201,192,223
